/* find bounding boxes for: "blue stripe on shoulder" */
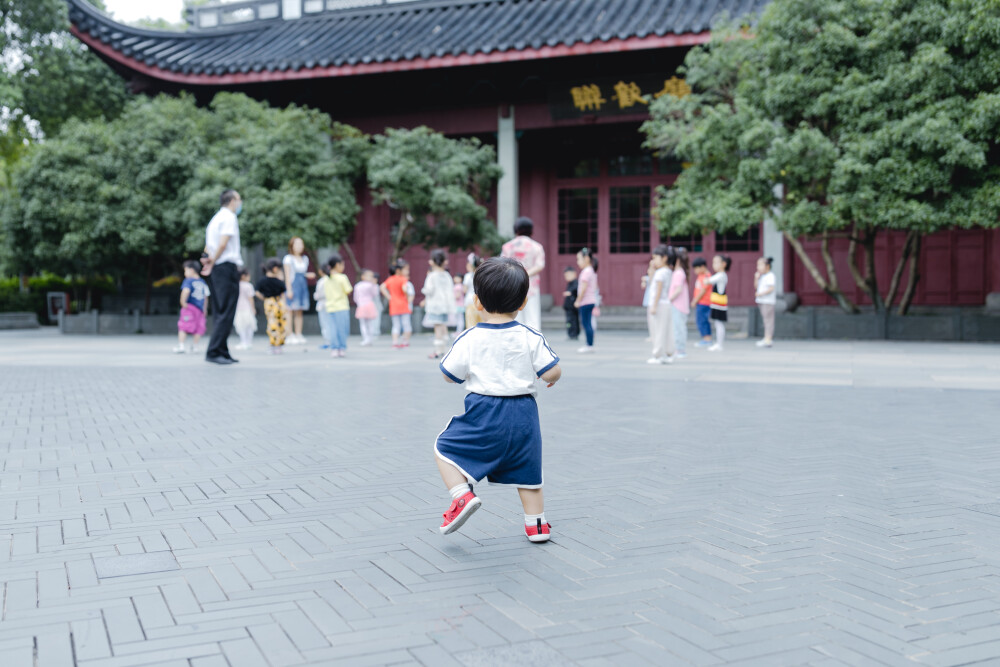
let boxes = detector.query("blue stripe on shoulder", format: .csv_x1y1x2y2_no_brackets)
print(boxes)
515,322,559,362
439,326,477,369
440,363,464,384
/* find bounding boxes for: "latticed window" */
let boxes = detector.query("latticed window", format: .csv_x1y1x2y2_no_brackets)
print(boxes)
715,225,761,252
557,188,598,254
609,186,651,254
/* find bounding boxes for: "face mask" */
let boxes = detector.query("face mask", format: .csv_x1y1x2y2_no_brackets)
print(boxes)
235,203,243,215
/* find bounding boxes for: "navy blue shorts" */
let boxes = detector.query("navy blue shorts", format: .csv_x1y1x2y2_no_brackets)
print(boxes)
435,393,543,488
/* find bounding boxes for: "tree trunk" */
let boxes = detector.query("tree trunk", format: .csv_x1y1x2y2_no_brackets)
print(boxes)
884,229,916,309
862,232,884,312
783,230,858,313
390,212,412,266
19,273,29,294
820,230,840,293
144,256,153,315
338,241,362,275
846,227,884,312
897,233,922,316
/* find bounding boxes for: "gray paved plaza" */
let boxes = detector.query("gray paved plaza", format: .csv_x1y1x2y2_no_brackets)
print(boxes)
1,329,1000,666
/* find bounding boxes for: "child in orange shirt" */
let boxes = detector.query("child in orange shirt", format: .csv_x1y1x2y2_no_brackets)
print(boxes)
690,258,714,347
380,260,413,349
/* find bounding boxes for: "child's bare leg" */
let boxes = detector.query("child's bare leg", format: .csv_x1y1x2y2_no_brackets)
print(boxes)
192,334,201,347
436,456,468,489
517,487,544,515
178,331,187,346
434,324,447,354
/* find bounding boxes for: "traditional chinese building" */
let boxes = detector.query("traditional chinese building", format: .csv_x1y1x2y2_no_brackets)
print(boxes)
68,0,999,311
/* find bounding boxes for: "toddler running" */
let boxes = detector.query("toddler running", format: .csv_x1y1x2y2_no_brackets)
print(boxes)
435,257,562,542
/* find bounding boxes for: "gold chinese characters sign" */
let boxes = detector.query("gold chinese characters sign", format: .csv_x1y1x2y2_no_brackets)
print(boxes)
551,75,691,120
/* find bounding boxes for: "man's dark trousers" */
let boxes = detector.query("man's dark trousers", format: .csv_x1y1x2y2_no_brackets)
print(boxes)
564,306,580,340
205,262,239,360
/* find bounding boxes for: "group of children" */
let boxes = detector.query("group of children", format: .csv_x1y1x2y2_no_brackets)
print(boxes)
211,251,489,358
641,247,731,363
639,249,778,363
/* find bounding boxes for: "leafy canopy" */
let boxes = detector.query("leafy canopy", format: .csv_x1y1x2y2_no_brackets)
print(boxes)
367,126,504,263
3,93,366,278
642,0,1000,310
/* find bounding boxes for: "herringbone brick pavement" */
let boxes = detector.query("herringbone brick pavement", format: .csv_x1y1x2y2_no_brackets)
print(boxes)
1,329,999,666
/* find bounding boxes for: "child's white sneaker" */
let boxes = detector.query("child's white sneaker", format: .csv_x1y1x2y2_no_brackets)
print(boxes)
577,346,595,354
646,357,664,365
708,344,722,352
172,345,185,354
755,339,772,347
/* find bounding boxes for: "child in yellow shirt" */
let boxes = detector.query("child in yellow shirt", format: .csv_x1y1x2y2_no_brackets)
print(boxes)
322,253,353,358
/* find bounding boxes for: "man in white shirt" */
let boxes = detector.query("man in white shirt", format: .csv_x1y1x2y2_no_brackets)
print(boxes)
501,216,546,331
201,189,243,365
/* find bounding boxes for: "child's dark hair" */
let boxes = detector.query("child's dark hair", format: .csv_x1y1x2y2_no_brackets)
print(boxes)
716,254,733,271
760,256,774,268
327,253,344,268
692,257,707,268
514,216,534,237
653,244,670,259
467,252,482,269
673,247,690,274
262,258,282,274
579,247,599,272
430,249,447,267
473,257,529,314
183,260,201,273
563,265,576,273
392,259,408,274
239,268,250,279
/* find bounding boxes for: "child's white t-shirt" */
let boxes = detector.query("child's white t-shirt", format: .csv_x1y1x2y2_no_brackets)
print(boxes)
422,270,454,316
652,267,671,304
463,272,476,307
440,322,559,398
756,272,777,305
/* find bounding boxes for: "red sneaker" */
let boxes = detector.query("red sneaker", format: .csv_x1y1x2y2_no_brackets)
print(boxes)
525,519,552,543
439,491,481,535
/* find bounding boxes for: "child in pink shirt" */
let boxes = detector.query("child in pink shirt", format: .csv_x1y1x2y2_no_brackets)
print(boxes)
668,248,690,358
353,269,381,346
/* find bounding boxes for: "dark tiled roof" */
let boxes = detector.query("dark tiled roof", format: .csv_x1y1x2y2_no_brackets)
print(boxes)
68,0,768,80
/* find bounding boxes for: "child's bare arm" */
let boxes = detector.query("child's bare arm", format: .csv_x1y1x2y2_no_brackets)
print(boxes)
180,288,190,308
254,291,265,301
540,364,561,387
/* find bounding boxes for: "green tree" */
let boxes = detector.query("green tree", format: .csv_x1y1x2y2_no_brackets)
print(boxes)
2,0,130,141
3,92,368,309
1,95,206,305
183,93,363,255
642,0,1000,314
367,126,503,265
